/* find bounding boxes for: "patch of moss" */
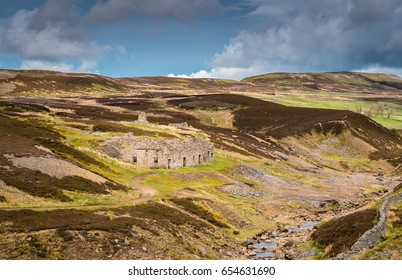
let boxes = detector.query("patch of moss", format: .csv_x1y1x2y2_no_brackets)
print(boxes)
171,198,229,228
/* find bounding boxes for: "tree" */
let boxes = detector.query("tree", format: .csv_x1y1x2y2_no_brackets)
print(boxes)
386,106,395,119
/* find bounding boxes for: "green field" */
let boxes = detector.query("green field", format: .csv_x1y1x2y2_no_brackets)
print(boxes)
263,95,402,129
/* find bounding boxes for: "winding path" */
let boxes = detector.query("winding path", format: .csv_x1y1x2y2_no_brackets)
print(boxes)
128,174,158,203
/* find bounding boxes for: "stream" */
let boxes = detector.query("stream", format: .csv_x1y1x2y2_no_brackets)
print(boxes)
251,221,318,259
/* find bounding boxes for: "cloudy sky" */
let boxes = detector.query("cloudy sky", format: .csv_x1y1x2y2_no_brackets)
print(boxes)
1,0,402,80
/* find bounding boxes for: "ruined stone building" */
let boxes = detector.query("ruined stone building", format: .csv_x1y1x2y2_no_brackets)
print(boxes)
100,133,214,169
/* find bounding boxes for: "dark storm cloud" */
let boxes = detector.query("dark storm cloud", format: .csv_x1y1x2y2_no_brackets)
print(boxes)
0,0,101,66
29,0,81,28
88,0,224,23
198,0,402,79
347,0,400,25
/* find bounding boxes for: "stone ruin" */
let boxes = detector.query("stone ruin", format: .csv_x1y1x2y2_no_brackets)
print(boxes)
168,122,188,128
134,112,149,125
134,112,189,129
100,133,214,169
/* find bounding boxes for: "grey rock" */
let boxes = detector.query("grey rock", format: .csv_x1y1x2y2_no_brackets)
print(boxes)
241,239,254,246
275,252,285,259
303,248,317,259
283,240,294,248
199,247,208,257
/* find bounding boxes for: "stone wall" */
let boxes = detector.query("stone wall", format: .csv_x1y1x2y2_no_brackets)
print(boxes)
334,189,402,259
168,122,188,128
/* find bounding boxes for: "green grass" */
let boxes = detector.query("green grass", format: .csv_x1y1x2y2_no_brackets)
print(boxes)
171,198,229,228
53,123,149,183
182,153,237,172
263,96,402,129
394,201,402,210
91,83,118,92
139,152,276,239
373,117,402,129
58,127,106,148
62,189,140,206
144,172,226,198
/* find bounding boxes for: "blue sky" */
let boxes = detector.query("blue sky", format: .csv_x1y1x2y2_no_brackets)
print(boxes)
1,0,402,80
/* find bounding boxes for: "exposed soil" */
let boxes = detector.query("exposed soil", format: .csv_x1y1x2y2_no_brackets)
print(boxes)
7,155,107,183
129,174,157,203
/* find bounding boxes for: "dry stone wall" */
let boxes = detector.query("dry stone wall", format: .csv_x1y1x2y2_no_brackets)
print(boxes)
334,189,402,259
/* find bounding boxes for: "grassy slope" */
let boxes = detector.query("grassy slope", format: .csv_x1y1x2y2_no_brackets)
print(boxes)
243,72,402,129
0,107,275,243
1,71,402,259
262,95,402,129
0,70,125,97
2,69,402,128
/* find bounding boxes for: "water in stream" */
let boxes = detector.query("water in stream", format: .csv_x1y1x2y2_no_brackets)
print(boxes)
252,221,318,259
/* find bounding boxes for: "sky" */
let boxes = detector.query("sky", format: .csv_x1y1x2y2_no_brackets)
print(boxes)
1,0,402,80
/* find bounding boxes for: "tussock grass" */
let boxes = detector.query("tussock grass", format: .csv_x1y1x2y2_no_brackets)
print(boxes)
171,198,229,228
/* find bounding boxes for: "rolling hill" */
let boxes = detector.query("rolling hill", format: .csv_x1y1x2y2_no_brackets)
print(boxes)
0,70,402,260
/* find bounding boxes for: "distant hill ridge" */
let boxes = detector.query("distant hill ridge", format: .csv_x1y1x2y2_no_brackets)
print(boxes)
242,72,402,94
0,69,402,97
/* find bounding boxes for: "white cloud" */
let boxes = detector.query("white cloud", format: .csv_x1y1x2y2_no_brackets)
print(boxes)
355,64,402,78
0,3,113,74
167,73,192,78
76,60,98,73
20,60,75,72
0,9,103,61
168,67,260,80
20,59,98,73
